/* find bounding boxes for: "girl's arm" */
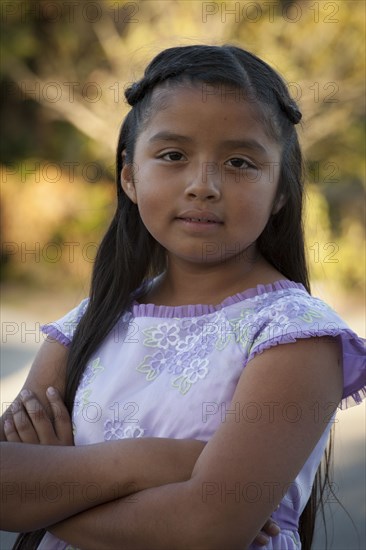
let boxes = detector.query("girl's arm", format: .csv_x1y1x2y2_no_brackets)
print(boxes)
4,391,280,547
0,338,205,531
0,437,204,531
1,337,281,546
45,337,342,550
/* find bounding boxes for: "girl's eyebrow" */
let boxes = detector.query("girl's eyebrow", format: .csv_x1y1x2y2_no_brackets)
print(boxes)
148,132,268,155
220,139,268,155
148,132,193,144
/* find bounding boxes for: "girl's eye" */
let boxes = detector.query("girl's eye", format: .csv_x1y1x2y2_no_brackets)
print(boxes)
159,152,185,162
226,158,256,169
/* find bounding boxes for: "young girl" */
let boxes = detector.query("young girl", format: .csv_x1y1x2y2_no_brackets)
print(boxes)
1,45,365,550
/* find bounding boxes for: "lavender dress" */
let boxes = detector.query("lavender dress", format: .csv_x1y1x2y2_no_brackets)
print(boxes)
38,280,365,549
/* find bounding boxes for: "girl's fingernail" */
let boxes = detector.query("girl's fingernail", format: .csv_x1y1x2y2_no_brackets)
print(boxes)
11,401,20,413
269,522,280,535
47,386,57,397
20,389,31,400
4,419,12,431
257,534,270,545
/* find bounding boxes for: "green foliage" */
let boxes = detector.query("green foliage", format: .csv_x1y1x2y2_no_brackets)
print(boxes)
0,164,114,288
305,185,364,293
1,0,364,292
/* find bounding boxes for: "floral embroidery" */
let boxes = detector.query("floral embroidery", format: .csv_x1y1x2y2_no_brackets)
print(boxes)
167,349,196,375
74,357,104,416
136,313,221,394
175,334,197,352
181,317,213,337
123,425,144,438
143,323,180,349
215,314,254,352
299,307,324,323
136,351,172,380
244,294,332,353
103,419,145,441
104,419,124,440
172,358,209,395
134,291,339,395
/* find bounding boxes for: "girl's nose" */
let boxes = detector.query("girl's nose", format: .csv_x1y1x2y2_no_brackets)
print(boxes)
184,162,221,201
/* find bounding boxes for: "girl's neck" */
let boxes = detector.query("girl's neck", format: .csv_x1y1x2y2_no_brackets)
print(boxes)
139,254,286,307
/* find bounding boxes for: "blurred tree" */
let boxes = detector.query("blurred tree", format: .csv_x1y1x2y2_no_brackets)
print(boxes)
0,0,364,291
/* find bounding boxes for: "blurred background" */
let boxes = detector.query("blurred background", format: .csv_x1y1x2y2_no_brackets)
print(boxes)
1,0,365,548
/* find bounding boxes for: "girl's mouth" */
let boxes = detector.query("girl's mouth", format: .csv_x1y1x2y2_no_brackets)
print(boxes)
179,217,221,224
176,210,223,225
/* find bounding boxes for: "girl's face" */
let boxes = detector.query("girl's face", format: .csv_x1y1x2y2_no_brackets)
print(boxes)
122,85,283,269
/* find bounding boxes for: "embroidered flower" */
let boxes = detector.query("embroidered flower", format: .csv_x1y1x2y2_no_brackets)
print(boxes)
166,349,195,374
150,349,175,372
104,419,124,440
181,317,212,337
184,358,209,384
172,358,209,395
74,357,104,416
77,369,94,392
122,425,145,438
175,334,198,352
143,323,180,349
137,348,176,380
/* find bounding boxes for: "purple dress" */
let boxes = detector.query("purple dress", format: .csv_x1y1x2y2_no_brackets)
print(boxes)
38,280,365,549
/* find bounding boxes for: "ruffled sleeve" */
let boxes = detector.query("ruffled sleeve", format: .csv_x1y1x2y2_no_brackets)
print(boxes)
246,289,365,410
40,298,89,347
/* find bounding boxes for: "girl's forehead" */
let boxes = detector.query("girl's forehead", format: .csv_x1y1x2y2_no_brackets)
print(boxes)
149,83,258,116
141,84,280,149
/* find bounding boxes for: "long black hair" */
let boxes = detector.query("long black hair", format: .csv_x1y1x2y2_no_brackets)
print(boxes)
15,45,332,550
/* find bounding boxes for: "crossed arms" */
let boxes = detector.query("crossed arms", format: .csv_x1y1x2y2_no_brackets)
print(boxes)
0,335,343,549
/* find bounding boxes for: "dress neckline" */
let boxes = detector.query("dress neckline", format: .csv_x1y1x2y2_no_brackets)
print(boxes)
131,279,306,318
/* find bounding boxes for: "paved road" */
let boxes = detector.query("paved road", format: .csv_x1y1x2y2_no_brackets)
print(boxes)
1,304,365,550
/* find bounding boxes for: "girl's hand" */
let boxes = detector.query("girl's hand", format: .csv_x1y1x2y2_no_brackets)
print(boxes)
253,518,280,545
3,387,73,446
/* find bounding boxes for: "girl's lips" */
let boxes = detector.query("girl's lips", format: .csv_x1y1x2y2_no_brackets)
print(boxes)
177,217,222,224
176,218,223,231
176,210,223,224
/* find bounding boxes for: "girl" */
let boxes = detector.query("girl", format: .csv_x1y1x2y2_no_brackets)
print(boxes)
1,45,365,550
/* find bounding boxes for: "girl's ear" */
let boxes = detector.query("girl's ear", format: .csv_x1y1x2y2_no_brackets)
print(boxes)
121,161,137,204
272,193,286,215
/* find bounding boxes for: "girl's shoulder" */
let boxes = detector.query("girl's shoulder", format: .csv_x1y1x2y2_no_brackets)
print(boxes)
229,281,365,410
41,297,89,347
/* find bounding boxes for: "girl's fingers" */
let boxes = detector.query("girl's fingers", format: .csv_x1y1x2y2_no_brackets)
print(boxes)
253,519,280,545
18,389,56,443
46,387,74,445
8,389,71,446
262,518,280,536
10,398,40,444
253,531,270,546
3,418,22,443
